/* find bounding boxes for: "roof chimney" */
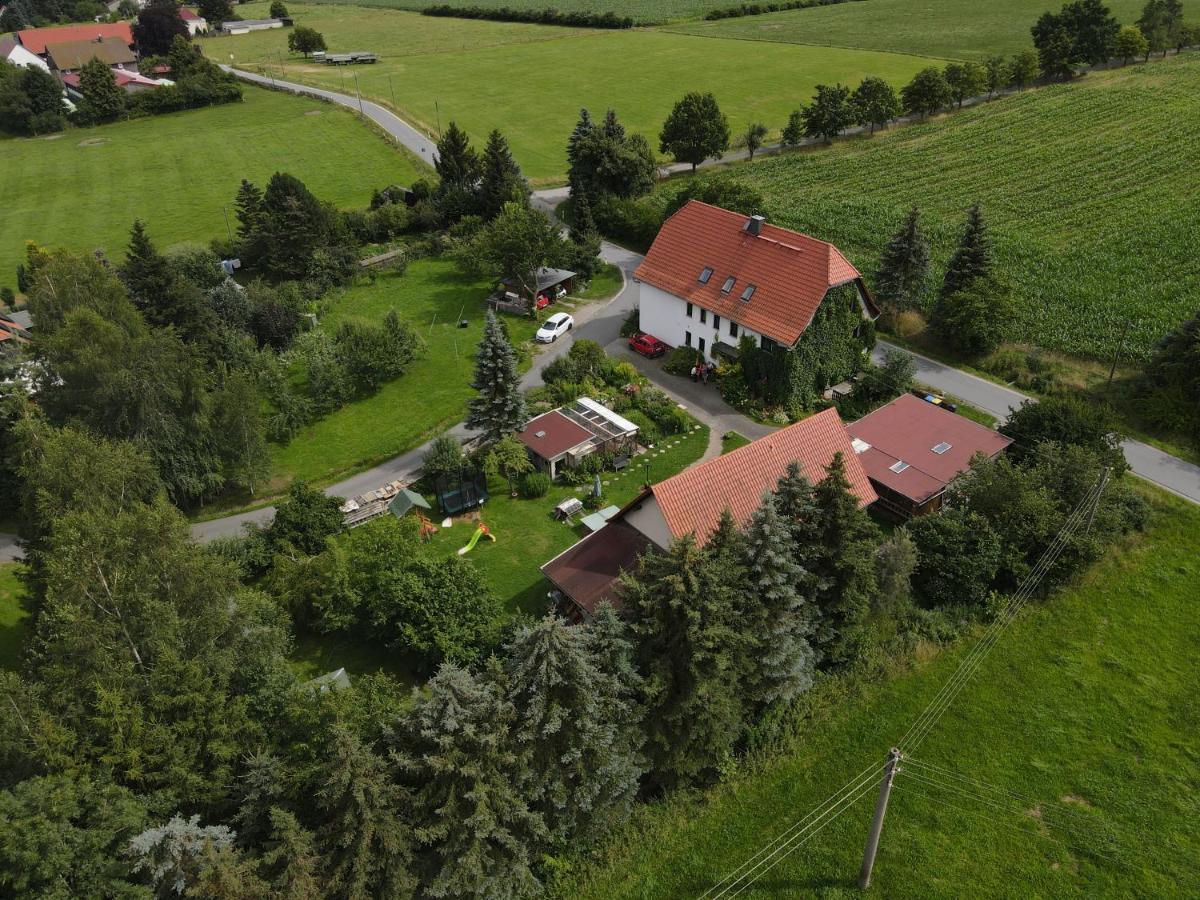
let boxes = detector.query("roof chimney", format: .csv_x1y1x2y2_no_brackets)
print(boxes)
747,214,766,236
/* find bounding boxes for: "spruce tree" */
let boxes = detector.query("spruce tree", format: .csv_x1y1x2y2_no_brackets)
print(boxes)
467,310,528,443
811,453,881,666
234,179,266,264
566,107,596,199
586,602,644,732
396,664,546,900
874,205,930,316
121,220,174,311
478,129,528,220
317,724,414,900
260,808,324,900
434,121,480,189
774,461,825,573
570,190,598,245
623,535,748,788
505,616,643,845
940,202,993,298
743,492,817,705
232,751,289,848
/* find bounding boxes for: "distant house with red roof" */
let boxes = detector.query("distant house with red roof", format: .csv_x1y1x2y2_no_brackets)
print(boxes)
516,397,640,480
179,7,208,36
847,393,1012,518
634,201,878,404
16,22,135,56
541,407,874,620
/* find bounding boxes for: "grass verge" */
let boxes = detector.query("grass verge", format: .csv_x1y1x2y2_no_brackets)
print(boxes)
0,563,29,671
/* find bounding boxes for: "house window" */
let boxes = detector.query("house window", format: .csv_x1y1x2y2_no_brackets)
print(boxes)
729,322,739,338
932,442,953,455
740,284,756,302
760,336,778,353
686,302,693,318
698,267,713,284
713,314,721,330
890,460,910,473
721,276,735,294
698,336,706,354
699,308,707,325
684,331,692,347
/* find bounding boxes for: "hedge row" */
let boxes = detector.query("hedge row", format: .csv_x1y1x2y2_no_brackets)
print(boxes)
704,0,858,22
422,5,634,28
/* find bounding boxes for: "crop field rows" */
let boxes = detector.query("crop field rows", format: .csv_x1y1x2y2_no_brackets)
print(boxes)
720,56,1200,359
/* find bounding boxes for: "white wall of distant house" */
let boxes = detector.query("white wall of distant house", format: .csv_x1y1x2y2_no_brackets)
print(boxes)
636,281,765,362
5,43,50,72
622,494,672,549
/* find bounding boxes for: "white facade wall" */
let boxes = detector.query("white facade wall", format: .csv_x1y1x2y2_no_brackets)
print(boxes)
636,282,765,362
622,494,673,549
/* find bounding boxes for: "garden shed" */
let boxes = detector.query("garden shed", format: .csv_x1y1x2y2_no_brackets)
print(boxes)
517,398,639,480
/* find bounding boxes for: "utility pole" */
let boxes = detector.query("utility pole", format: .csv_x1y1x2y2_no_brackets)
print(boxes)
1085,468,1111,532
354,72,364,116
1106,318,1132,392
435,99,442,136
388,73,396,108
221,205,233,242
858,748,901,890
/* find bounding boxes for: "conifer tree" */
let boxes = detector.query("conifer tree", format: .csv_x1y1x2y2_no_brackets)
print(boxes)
396,664,546,899
874,205,930,317
78,57,125,123
478,129,528,220
317,724,413,900
234,179,267,263
623,536,748,788
467,310,528,443
570,190,598,245
774,461,824,571
743,492,817,705
810,453,881,666
566,107,596,199
232,751,289,849
260,808,324,900
940,202,993,298
505,616,643,845
434,121,480,188
586,602,644,732
121,220,174,311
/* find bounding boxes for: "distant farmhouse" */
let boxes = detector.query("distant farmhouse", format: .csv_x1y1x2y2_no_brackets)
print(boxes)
541,408,875,621
635,201,878,406
220,17,292,35
180,8,208,36
0,36,50,71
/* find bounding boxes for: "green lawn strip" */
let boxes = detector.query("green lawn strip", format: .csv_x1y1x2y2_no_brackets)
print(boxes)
278,0,741,22
0,563,30,671
721,430,751,453
686,54,1200,363
288,627,422,686
666,0,1200,60
204,4,932,182
564,486,1200,898
425,421,710,615
0,84,425,291
570,263,623,301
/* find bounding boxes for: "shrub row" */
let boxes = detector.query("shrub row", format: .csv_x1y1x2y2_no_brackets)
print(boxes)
704,0,858,21
422,5,633,29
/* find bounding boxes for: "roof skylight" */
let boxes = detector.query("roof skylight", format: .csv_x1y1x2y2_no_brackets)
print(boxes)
890,460,910,473
932,442,952,455
740,284,756,301
721,276,735,294
699,267,713,284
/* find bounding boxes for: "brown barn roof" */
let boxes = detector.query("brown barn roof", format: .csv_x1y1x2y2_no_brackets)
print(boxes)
847,394,1012,504
634,200,874,346
517,410,594,461
17,22,134,54
541,520,650,616
648,407,876,544
45,36,136,69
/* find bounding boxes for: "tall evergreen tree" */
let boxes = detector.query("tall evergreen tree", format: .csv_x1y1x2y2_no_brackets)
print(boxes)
396,664,546,900
569,190,597,245
874,205,930,316
623,536,748,788
121,220,174,311
810,453,881,666
743,492,817,705
505,616,643,845
234,179,267,264
585,602,644,739
478,129,528,220
260,808,324,900
466,310,528,443
940,202,993,298
565,107,596,199
317,724,413,900
434,121,480,188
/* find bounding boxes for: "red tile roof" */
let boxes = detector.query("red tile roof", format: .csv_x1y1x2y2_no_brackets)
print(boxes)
180,7,203,21
517,410,594,461
634,200,872,346
541,520,650,616
648,408,876,544
847,394,1013,504
17,23,135,55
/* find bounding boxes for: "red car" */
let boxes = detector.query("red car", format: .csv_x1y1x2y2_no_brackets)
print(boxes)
628,332,668,359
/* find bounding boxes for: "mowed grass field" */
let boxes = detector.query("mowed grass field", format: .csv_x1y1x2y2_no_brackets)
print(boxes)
204,3,932,182
668,0,1200,59
0,85,426,290
275,0,740,24
562,486,1200,898
699,53,1200,360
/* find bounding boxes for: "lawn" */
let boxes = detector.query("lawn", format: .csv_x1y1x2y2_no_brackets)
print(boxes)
262,0,756,24
668,0,1200,59
204,3,932,182
0,84,426,294
0,563,29,671
425,420,710,615
683,53,1200,361
561,485,1200,897
721,430,751,453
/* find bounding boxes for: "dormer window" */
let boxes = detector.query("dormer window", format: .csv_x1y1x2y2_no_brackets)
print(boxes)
932,442,952,455
698,267,713,284
740,284,756,302
721,276,735,294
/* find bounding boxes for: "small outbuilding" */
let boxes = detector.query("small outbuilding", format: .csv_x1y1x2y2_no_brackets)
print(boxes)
517,398,639,480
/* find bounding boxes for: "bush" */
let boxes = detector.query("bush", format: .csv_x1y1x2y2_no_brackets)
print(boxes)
422,5,633,28
653,405,692,435
522,471,551,497
622,410,661,446
909,508,1003,607
592,194,664,253
620,307,640,337
663,346,700,377
664,173,768,219
422,434,466,484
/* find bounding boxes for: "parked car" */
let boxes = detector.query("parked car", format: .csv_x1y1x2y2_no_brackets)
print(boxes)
628,332,668,358
536,312,574,343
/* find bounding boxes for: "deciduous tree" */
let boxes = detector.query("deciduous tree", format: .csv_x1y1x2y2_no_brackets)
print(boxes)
931,276,1013,356
900,66,950,118
1115,24,1149,62
77,57,125,124
1008,48,1041,88
287,26,326,57
801,82,854,143
742,120,768,159
851,75,899,132
781,108,804,147
133,0,189,57
659,91,730,172
943,60,987,107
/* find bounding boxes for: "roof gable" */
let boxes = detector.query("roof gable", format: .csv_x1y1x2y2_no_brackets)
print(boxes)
648,408,876,543
634,201,865,346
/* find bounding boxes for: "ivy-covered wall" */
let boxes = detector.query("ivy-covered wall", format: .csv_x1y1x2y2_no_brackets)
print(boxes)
742,284,870,411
